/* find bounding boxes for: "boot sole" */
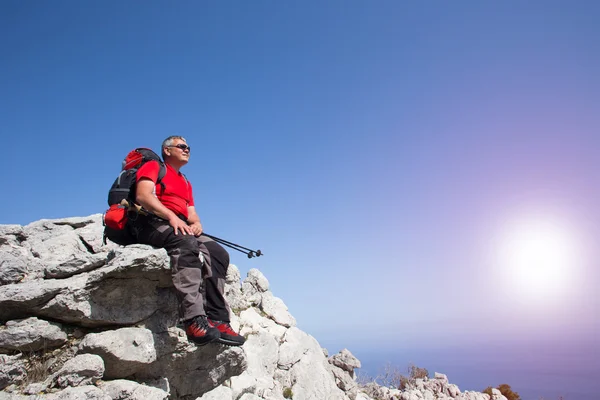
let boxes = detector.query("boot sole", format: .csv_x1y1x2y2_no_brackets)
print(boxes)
187,334,220,346
216,337,245,346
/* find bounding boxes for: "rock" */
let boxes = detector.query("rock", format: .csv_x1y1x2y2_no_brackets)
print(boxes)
277,328,346,400
0,354,26,390
491,388,508,400
330,363,359,393
0,392,33,400
137,330,247,399
44,252,107,279
0,247,31,285
0,317,68,353
197,385,234,399
0,246,175,328
0,278,75,322
259,292,296,328
239,394,264,400
24,382,47,395
78,327,156,379
246,269,270,292
457,391,493,400
229,372,257,399
434,372,448,383
238,308,287,341
243,331,279,379
330,348,361,374
52,354,105,388
45,385,111,399
99,379,169,400
224,264,248,313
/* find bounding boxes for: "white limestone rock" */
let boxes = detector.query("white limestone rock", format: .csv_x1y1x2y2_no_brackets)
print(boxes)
0,393,33,400
24,222,98,271
197,385,234,399
355,393,374,400
246,333,279,377
241,268,270,307
140,377,170,394
259,292,296,328
278,328,317,370
0,354,26,390
447,384,461,397
239,394,264,400
434,372,448,383
224,264,249,312
0,224,25,245
0,317,67,353
490,388,508,400
99,379,169,400
246,269,270,292
52,354,105,388
45,385,112,399
74,214,107,254
44,252,108,279
329,363,359,392
330,348,361,374
238,307,287,341
456,391,492,400
0,246,177,328
78,327,156,379
277,328,347,400
228,372,258,399
0,277,80,322
136,328,247,399
0,245,32,284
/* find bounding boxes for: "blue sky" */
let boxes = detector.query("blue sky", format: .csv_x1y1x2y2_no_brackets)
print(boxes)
2,1,599,397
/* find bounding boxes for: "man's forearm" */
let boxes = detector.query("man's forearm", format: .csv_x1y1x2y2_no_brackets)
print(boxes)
187,215,201,225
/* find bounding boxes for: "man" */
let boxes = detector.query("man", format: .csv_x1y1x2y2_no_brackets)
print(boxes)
132,135,245,346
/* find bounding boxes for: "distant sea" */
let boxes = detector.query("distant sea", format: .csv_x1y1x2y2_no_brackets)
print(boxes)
348,342,599,400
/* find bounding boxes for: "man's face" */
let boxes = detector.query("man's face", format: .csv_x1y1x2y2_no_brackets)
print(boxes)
164,138,191,164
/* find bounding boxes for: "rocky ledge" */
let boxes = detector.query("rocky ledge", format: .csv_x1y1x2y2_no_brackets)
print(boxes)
0,215,507,400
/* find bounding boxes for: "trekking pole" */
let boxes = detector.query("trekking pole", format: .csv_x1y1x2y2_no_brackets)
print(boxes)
204,234,262,258
210,237,261,258
202,233,263,258
119,201,262,258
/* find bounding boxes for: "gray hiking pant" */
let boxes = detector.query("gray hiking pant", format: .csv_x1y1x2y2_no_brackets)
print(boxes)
132,215,230,322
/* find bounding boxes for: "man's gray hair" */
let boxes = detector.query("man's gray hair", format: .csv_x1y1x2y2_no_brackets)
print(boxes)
161,135,187,159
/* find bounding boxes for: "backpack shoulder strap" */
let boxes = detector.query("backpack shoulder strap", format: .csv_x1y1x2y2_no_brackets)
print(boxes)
157,162,167,183
157,162,167,192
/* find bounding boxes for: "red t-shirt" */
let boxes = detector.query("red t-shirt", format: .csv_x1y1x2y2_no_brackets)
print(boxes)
136,161,194,218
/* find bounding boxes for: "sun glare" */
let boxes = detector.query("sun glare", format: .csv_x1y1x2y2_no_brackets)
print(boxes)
493,214,583,305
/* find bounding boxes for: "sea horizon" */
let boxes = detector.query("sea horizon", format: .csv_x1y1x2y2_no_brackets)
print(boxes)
336,340,599,400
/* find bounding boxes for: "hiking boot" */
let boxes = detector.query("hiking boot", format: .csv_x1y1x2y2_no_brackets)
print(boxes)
184,315,220,345
208,319,246,346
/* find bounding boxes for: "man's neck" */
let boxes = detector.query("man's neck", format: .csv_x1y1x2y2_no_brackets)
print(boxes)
165,160,184,172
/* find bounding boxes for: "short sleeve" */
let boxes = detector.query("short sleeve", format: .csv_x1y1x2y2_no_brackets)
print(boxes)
136,160,160,183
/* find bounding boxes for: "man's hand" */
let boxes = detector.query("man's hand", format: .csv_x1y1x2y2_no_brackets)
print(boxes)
189,221,203,237
169,216,194,236
187,206,203,237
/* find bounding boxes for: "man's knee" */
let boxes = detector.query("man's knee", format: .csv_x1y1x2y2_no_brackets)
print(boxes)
169,235,203,269
204,241,230,271
178,235,200,252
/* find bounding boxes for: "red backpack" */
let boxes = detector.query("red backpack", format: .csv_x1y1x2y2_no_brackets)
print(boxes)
103,148,166,245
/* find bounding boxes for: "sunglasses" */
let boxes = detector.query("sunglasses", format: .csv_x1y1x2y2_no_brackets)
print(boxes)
168,144,191,152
